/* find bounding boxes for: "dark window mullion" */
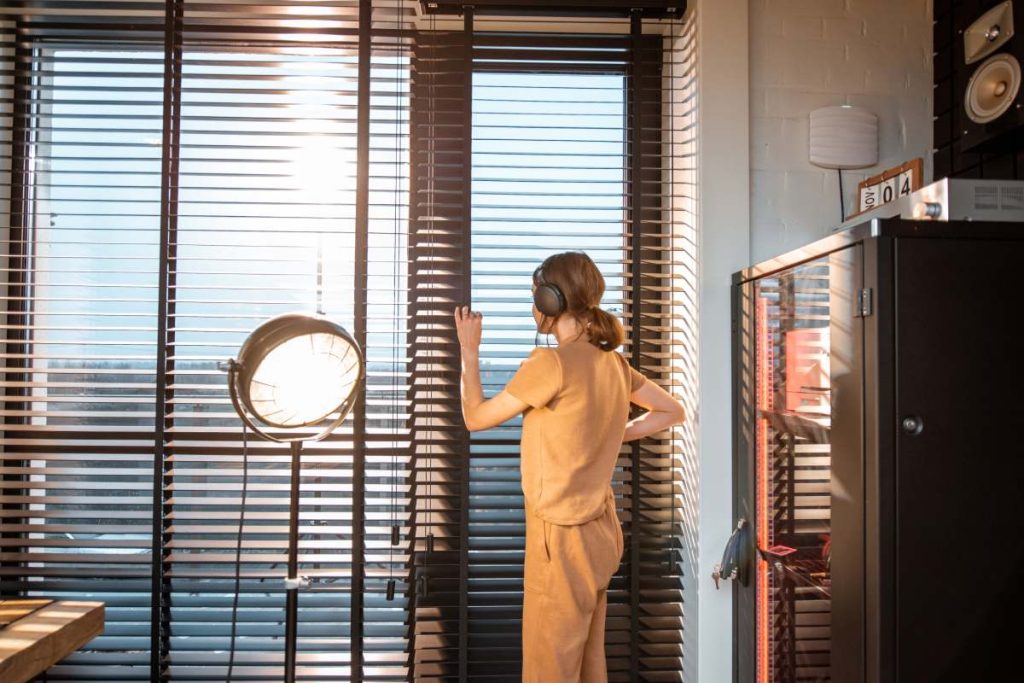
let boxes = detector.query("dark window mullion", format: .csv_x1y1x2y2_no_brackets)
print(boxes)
459,9,473,683
153,0,184,679
628,12,644,681
405,23,474,680
352,0,371,679
0,26,37,600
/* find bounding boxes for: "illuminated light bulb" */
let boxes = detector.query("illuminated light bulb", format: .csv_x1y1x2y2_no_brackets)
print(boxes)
249,332,357,426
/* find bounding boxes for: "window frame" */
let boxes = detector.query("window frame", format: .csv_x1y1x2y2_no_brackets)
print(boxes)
2,6,690,680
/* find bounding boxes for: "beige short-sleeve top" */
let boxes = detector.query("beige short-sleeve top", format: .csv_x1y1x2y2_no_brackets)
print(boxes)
505,339,646,524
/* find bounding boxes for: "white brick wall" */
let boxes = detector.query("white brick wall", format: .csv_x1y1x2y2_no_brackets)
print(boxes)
749,0,933,262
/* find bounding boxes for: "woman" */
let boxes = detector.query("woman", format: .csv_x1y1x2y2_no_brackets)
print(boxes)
454,250,686,683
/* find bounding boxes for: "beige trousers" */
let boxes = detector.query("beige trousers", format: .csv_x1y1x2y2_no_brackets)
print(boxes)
522,489,624,683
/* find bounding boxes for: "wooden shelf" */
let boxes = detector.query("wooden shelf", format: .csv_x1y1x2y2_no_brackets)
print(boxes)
0,600,104,683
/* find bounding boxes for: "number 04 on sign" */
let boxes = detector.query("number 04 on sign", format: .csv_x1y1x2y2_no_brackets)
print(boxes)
854,158,923,217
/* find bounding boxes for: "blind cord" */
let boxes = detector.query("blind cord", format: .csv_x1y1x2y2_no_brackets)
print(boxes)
226,422,249,682
386,0,406,603
668,11,676,578
422,7,437,587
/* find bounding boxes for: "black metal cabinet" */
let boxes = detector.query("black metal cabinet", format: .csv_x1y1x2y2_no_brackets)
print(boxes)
730,218,1024,683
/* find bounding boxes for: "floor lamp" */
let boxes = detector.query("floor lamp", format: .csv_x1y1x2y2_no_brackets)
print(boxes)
225,313,364,683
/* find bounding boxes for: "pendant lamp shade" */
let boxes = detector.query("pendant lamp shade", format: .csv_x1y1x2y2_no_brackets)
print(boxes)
809,105,878,169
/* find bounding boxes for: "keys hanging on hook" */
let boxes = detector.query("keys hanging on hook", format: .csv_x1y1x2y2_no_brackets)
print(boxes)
711,563,724,590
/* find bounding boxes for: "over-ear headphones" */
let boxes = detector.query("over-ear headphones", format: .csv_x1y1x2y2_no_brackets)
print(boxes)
532,263,566,317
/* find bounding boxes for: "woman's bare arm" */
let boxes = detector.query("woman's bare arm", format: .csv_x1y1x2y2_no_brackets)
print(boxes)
622,378,686,442
455,305,531,431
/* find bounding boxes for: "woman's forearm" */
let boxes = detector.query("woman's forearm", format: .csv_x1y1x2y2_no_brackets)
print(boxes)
460,349,484,427
622,408,684,442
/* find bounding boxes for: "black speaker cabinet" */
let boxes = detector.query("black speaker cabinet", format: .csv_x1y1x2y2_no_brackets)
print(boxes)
731,218,1024,682
958,0,1024,152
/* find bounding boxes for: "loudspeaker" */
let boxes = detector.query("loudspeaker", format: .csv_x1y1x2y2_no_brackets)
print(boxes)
959,0,1024,152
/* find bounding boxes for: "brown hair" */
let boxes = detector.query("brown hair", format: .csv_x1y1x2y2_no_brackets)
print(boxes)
535,251,624,352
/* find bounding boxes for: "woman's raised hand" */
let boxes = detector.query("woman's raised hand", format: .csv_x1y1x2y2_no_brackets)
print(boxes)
454,305,483,353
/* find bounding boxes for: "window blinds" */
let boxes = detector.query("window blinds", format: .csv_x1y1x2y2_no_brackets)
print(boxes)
407,8,694,681
1,3,167,679
163,4,364,681
1,1,694,681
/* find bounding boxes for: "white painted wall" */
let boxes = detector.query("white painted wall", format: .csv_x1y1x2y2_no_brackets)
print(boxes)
695,1,749,681
749,0,933,263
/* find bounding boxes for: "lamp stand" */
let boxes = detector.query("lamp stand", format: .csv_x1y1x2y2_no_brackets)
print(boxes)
284,440,303,683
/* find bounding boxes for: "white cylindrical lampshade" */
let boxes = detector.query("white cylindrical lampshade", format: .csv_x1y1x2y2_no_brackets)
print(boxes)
809,105,878,169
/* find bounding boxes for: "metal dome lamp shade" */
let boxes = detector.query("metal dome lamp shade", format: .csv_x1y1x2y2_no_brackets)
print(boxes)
225,313,364,683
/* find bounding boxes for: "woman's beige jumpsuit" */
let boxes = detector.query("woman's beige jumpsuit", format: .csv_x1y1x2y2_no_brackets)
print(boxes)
504,340,646,682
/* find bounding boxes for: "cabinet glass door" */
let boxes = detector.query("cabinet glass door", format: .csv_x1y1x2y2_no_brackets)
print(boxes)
742,245,861,683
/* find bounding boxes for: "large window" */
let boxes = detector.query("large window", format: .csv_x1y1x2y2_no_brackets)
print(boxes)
1,3,695,681
4,39,409,678
469,68,627,673
404,26,691,679
11,46,164,676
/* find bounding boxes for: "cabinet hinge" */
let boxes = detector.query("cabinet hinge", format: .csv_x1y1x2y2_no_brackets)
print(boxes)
855,288,873,318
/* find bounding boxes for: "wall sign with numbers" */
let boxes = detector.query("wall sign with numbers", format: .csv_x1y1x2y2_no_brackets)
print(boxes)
854,158,924,216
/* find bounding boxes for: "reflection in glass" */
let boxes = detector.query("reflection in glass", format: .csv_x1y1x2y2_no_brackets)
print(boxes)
754,257,833,681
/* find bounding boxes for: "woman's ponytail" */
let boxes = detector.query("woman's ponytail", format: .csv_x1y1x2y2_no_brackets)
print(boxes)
587,306,624,352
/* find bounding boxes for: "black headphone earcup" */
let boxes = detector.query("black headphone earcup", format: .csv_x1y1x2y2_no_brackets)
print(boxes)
534,283,565,317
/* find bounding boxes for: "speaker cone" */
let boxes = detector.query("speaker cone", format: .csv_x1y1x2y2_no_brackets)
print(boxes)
965,52,1022,124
